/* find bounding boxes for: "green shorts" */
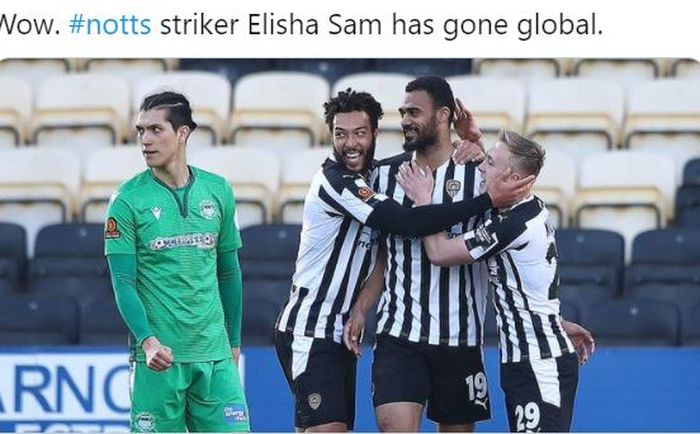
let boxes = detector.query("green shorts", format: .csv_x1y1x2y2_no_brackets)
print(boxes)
130,359,250,432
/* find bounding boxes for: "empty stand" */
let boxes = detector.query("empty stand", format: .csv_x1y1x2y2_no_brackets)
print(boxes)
179,59,275,86
447,76,526,145
239,224,301,280
0,294,78,345
278,148,331,223
526,79,624,161
682,303,700,346
32,73,130,150
276,59,370,84
85,58,173,85
242,296,282,347
0,222,26,294
0,59,69,88
669,59,700,78
80,146,147,222
79,292,128,346
230,72,330,149
533,150,576,227
573,151,675,258
374,59,470,77
623,79,700,181
0,76,32,147
572,58,660,91
585,298,680,347
189,148,280,227
133,72,232,147
0,148,80,256
472,58,562,82
333,73,413,150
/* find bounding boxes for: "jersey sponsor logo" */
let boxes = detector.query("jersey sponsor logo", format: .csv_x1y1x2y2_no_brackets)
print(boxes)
199,199,218,220
104,218,121,240
445,179,462,198
307,393,322,410
149,232,218,251
223,404,248,424
134,412,155,432
151,207,161,221
357,186,376,202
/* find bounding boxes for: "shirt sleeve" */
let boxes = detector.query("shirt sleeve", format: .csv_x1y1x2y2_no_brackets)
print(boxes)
218,181,243,253
464,215,528,261
104,189,137,255
320,170,389,224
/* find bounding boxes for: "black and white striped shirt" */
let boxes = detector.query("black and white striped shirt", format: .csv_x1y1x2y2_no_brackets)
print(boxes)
464,195,575,363
373,152,488,347
277,157,387,343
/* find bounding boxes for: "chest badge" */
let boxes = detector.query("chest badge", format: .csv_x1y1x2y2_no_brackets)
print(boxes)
445,179,461,198
199,199,217,220
152,207,162,221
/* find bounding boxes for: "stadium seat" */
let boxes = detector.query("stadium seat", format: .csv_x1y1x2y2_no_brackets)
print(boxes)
626,284,700,325
0,148,80,256
472,58,562,82
80,146,147,222
447,76,526,145
623,80,700,182
189,148,280,227
333,72,414,150
79,292,128,346
374,59,471,77
0,222,26,294
31,73,130,150
676,206,700,228
558,284,613,319
230,71,330,149
573,151,675,259
27,223,110,304
239,224,301,279
85,58,173,85
243,278,292,311
681,303,700,346
625,229,700,291
179,59,275,86
669,58,700,78
560,300,581,324
682,158,700,185
0,59,69,88
585,298,680,347
572,58,660,91
242,297,280,346
0,76,32,146
555,229,625,295
0,294,78,345
532,150,576,227
278,148,331,223
275,59,370,84
133,72,232,147
525,79,624,161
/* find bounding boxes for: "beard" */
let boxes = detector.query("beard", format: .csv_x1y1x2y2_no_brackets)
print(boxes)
402,117,439,152
333,137,377,175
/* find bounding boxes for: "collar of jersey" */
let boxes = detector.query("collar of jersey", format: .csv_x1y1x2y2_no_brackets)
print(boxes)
149,166,196,218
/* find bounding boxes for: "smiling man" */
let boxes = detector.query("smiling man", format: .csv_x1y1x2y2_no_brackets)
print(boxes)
274,88,530,432
104,91,250,432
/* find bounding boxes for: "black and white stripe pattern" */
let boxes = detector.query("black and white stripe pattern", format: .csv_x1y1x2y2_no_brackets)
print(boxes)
465,196,575,363
277,158,383,343
373,152,488,347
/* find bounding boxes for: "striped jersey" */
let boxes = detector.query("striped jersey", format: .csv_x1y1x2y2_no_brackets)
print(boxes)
373,152,488,347
464,195,575,363
276,157,388,343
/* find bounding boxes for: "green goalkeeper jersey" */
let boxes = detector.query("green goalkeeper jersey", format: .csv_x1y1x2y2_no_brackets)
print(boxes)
104,166,241,362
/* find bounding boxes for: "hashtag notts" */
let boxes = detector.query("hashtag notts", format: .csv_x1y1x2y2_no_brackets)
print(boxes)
69,13,85,34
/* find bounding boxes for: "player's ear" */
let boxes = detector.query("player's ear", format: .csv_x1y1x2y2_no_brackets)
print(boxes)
437,106,450,125
177,125,190,145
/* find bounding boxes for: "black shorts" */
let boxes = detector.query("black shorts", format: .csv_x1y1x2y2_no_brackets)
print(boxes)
274,331,357,430
500,352,579,432
372,335,491,425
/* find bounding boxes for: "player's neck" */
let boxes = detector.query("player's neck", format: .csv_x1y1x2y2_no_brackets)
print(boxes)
415,132,453,170
153,162,190,189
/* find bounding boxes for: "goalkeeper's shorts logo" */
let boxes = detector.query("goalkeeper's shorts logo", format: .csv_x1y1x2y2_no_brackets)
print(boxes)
134,412,155,432
223,404,249,424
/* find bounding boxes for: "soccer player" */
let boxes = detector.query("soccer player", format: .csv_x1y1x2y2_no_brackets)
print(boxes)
104,91,250,432
274,89,531,432
397,129,595,432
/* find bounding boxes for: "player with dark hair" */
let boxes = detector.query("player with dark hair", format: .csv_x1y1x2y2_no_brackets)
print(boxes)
275,88,531,432
398,128,595,433
105,91,250,432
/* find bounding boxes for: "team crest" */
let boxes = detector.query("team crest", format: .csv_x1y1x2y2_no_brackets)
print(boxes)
199,199,217,220
445,179,461,198
308,393,322,410
134,412,155,432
